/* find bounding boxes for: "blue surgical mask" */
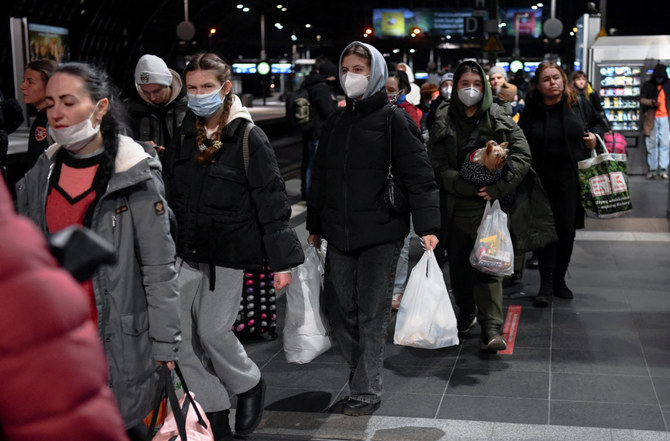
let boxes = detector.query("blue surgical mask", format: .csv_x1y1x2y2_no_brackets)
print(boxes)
187,86,224,117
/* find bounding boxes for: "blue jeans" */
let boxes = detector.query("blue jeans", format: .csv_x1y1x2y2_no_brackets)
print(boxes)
646,116,670,171
301,136,319,199
323,240,403,404
393,217,415,294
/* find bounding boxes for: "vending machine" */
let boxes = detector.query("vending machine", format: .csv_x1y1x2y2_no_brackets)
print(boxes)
589,35,670,174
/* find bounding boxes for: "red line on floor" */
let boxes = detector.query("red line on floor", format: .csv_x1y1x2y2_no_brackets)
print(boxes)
499,305,521,355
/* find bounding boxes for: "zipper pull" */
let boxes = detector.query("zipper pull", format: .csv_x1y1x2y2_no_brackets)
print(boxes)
112,215,117,227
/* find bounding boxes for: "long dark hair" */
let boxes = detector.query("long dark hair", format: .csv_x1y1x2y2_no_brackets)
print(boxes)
184,53,234,166
48,62,127,227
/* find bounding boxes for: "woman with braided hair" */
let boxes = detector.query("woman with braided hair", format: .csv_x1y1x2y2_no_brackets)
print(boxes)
15,62,181,440
164,52,303,440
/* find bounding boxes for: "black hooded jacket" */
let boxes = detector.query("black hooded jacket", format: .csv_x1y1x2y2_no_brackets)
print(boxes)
300,72,338,139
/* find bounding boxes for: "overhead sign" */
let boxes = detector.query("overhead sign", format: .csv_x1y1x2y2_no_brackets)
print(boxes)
473,0,487,17
482,34,504,52
463,16,484,37
257,61,270,75
543,18,563,38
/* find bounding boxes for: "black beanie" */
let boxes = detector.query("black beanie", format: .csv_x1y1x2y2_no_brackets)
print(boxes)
318,60,338,79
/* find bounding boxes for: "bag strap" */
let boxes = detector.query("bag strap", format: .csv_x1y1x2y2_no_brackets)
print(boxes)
242,122,255,175
386,106,396,179
148,363,209,440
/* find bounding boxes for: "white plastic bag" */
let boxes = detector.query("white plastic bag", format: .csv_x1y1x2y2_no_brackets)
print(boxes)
393,250,459,349
283,243,332,363
469,200,514,276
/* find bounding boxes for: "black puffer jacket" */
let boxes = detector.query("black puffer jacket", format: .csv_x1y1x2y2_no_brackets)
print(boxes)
166,112,304,272
307,90,440,251
301,72,338,139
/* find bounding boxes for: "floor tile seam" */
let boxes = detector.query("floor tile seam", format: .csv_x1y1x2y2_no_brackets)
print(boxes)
253,410,670,439
449,365,552,375
434,341,465,419
548,370,655,378
547,302,554,425
638,336,670,431
548,397,663,406
257,347,287,370
436,393,549,402
266,360,350,366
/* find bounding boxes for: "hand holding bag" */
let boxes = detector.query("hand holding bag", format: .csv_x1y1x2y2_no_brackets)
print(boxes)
393,250,459,349
469,200,514,276
578,135,632,219
283,243,332,364
149,364,214,441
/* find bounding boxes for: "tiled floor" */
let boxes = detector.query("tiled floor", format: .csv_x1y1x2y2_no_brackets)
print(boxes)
237,175,670,440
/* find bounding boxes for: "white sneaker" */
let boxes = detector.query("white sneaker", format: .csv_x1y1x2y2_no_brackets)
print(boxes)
646,172,656,179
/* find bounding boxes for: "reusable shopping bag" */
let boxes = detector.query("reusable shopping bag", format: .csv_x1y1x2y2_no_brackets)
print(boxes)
283,242,332,364
149,364,214,441
578,135,632,219
469,200,514,276
393,250,459,349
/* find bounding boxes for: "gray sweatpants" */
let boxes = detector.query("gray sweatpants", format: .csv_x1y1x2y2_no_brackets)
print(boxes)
176,258,261,412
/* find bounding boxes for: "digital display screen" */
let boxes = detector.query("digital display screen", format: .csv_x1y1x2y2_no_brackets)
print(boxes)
414,72,428,80
499,8,543,38
232,63,257,74
372,8,475,37
271,63,292,74
28,23,70,62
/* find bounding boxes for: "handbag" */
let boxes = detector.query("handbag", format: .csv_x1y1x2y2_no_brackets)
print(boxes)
394,250,459,349
283,243,332,364
149,364,214,441
577,134,632,219
382,107,408,214
469,200,514,276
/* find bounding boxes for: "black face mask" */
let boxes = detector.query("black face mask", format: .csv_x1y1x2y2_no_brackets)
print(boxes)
655,77,665,84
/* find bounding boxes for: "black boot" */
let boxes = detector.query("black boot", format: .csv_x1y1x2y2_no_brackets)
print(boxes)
480,325,507,353
554,264,574,299
205,410,233,441
533,267,554,307
235,378,265,436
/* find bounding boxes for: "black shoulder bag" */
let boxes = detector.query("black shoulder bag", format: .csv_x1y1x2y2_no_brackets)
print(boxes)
382,106,409,214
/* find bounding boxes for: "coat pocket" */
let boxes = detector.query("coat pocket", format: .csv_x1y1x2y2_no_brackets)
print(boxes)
120,311,154,384
203,166,247,211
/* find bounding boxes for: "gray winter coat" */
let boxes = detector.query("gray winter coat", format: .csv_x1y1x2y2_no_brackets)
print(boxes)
16,135,181,429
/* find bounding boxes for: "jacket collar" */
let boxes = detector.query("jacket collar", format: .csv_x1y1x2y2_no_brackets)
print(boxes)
345,89,388,114
44,135,156,193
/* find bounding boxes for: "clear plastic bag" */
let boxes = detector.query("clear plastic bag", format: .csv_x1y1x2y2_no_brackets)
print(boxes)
469,200,514,276
283,243,332,364
393,250,459,349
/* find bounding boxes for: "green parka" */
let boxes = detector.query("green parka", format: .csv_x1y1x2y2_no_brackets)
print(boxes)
427,60,555,252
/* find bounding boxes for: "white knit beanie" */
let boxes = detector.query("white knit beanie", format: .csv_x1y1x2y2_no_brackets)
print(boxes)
488,66,507,80
135,55,172,86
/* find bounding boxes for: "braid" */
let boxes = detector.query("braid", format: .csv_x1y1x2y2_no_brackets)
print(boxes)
195,93,234,166
82,117,120,227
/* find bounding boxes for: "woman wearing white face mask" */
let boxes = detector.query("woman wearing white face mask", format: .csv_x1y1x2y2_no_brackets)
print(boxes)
164,52,303,440
307,41,440,416
15,62,181,440
427,60,532,353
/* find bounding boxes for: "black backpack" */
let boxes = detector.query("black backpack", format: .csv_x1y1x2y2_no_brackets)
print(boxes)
285,87,313,131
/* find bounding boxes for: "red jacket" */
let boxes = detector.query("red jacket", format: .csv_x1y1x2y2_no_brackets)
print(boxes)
397,101,423,130
0,178,128,441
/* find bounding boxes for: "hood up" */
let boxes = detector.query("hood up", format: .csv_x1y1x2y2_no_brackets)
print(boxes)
338,41,388,100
